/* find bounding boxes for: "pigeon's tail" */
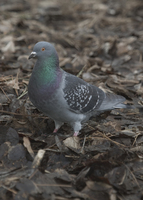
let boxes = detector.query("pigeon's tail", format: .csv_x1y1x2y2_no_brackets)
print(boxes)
98,93,128,111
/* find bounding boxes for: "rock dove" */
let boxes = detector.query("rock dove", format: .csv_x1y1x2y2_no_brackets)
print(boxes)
28,41,128,136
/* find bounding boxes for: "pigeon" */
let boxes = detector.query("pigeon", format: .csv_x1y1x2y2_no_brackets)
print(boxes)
28,41,128,136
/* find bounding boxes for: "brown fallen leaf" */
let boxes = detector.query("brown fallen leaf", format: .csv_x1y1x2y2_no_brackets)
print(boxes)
23,137,35,159
63,136,80,150
1,41,15,53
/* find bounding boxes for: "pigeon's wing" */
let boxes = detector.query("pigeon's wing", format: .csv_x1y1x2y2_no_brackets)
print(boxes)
63,73,105,114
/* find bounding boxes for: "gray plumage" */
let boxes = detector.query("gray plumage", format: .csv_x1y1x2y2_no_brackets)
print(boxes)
28,41,127,136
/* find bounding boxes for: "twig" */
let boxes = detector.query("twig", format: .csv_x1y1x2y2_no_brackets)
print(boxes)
132,132,140,146
17,84,28,99
81,135,86,154
0,86,11,102
87,125,127,148
2,186,17,194
36,184,72,187
0,110,48,119
123,163,142,192
44,148,61,152
77,65,87,77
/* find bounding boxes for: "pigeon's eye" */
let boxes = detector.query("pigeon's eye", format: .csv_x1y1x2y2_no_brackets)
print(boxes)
41,47,45,51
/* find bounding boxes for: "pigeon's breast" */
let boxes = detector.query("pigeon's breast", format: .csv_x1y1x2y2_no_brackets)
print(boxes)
28,72,62,114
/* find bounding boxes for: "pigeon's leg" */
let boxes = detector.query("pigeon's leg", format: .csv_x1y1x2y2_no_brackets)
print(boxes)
71,122,82,137
53,120,63,133
73,131,79,137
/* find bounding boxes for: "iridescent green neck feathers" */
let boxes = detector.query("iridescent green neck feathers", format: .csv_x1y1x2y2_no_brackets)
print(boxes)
33,54,59,86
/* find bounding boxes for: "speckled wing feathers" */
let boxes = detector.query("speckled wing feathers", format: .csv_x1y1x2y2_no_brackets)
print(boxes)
63,73,105,114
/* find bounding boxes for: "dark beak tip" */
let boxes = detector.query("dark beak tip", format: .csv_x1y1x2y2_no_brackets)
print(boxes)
28,52,37,59
28,54,32,59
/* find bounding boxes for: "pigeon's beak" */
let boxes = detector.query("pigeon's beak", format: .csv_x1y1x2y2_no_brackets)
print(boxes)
29,52,37,59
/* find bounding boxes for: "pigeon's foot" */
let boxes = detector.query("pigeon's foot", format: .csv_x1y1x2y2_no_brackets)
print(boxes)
73,131,79,137
54,120,63,133
71,122,81,137
53,128,58,133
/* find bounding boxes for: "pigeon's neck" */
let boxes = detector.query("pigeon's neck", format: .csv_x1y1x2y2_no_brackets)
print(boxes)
33,54,61,86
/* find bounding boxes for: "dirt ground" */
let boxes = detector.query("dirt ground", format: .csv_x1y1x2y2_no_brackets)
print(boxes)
0,0,143,199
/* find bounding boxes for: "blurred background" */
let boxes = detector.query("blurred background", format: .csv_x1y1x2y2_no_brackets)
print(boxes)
0,1,143,199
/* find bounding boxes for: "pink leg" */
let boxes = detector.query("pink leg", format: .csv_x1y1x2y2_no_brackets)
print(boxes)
53,121,63,133
73,131,79,137
53,128,58,133
72,122,81,137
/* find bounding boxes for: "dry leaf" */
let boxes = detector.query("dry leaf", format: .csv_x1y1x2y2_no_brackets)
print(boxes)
23,137,35,159
63,137,80,149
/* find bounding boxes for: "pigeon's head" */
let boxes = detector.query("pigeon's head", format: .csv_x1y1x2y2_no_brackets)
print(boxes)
29,41,57,60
